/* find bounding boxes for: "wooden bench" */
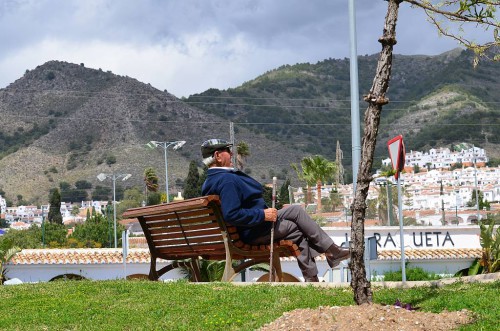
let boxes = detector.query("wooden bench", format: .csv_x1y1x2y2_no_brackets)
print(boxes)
122,195,301,282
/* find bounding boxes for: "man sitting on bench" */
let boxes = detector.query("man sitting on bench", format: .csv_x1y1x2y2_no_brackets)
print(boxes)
200,139,350,282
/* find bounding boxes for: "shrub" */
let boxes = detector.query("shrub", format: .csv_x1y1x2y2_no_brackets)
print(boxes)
106,155,116,165
311,215,327,227
45,71,55,80
383,266,441,281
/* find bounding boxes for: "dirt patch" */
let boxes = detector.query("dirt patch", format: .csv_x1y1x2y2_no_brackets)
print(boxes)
258,304,473,331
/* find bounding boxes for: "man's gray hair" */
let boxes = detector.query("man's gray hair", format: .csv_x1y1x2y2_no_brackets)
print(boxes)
202,156,215,166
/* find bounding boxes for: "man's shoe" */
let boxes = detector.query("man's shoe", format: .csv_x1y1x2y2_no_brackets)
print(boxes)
325,244,350,268
304,275,319,282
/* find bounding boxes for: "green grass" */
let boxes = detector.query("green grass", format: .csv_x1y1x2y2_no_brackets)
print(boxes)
0,280,499,330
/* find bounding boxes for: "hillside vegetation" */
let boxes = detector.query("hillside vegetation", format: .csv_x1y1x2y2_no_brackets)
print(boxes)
0,48,498,204
187,48,500,179
0,61,300,204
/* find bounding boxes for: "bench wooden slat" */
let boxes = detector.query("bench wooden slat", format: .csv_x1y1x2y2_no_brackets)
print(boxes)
123,195,219,218
148,222,220,235
156,242,226,255
149,228,222,241
143,208,217,224
226,226,238,234
152,235,224,247
145,214,217,228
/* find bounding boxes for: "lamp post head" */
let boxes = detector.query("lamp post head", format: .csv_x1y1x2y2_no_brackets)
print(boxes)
146,141,159,149
173,140,186,150
122,174,132,181
97,173,107,182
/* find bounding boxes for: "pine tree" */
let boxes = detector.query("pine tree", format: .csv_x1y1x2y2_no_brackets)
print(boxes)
184,161,201,199
335,141,344,185
278,178,291,205
236,141,250,170
48,188,63,224
198,165,209,194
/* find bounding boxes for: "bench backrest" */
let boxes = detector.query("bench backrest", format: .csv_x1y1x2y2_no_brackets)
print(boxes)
123,195,229,260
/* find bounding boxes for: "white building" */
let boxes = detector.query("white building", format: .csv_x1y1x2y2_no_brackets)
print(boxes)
383,145,488,170
3,200,114,225
81,200,109,214
402,167,500,208
0,195,6,215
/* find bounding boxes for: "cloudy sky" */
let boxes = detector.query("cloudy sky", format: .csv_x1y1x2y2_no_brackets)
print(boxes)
0,0,489,98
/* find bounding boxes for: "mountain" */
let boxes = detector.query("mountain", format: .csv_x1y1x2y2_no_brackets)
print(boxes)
1,48,499,204
186,48,500,177
0,61,301,204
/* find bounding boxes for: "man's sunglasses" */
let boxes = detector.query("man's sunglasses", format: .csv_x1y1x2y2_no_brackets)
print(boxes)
217,147,232,154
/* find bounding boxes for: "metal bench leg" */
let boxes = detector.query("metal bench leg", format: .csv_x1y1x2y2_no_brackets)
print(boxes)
272,253,283,282
149,257,159,280
221,233,237,282
222,254,236,282
189,259,202,282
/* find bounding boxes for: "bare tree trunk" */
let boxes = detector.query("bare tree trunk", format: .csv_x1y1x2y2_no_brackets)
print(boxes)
349,0,400,305
306,185,312,206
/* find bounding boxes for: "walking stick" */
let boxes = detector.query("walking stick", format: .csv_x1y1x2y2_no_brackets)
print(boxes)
269,176,277,282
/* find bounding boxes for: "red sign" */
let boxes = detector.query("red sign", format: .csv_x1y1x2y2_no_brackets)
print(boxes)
387,135,405,179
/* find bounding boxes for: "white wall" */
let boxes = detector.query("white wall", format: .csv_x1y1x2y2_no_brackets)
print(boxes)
6,261,183,283
6,226,482,283
324,225,480,250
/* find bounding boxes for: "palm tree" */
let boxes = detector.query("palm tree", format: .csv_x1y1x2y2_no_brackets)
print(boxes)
143,167,161,205
291,161,315,206
374,184,397,226
236,141,250,170
479,219,500,274
375,169,398,225
0,247,21,284
180,259,270,282
293,155,337,213
144,167,159,196
179,259,228,282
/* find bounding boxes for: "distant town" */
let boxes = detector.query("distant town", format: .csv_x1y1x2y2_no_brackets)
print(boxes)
1,144,498,231
289,144,497,226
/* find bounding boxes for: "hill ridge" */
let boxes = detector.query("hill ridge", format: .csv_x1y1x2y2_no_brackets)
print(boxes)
1,48,499,204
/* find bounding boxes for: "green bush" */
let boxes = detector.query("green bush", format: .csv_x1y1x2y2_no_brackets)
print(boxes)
311,215,327,227
45,71,55,80
106,155,117,165
0,223,67,250
383,266,442,281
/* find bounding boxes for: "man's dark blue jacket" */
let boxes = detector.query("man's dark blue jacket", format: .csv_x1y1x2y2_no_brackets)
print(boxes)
201,167,272,243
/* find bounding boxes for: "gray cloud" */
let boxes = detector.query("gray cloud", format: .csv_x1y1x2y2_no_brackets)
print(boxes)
0,0,485,97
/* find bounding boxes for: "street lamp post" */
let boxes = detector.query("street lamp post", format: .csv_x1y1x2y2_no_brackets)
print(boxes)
472,146,480,221
42,217,45,248
440,180,446,225
97,173,131,248
107,204,112,247
376,180,392,226
385,182,393,226
146,140,186,203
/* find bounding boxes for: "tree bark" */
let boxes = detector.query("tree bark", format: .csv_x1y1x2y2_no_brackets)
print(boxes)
349,0,401,305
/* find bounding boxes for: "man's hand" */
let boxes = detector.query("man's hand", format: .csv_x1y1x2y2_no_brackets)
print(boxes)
264,208,278,222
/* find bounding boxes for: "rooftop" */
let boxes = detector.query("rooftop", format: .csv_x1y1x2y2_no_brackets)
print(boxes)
10,247,483,265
